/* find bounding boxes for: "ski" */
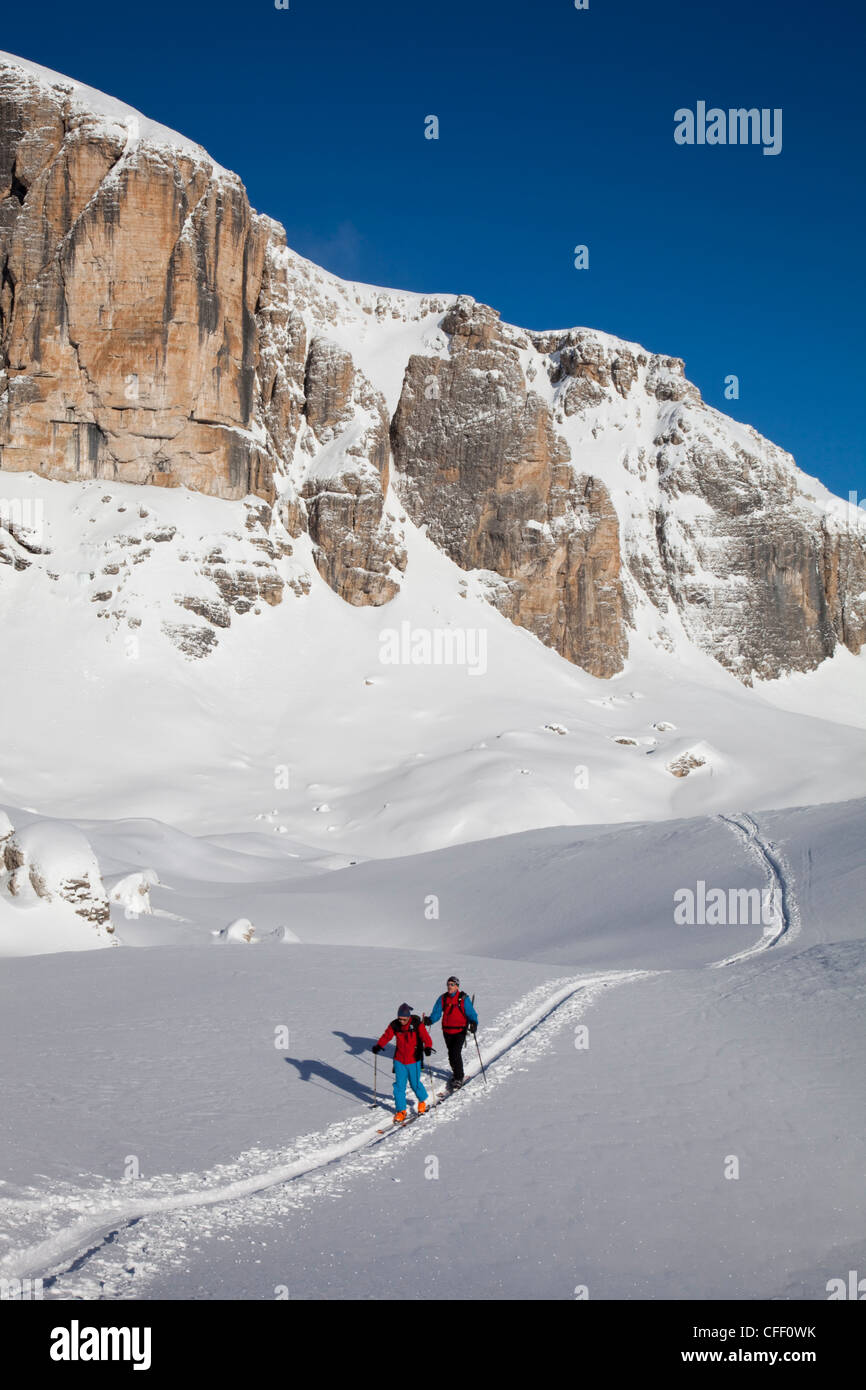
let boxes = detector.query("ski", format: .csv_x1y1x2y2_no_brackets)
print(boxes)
437,1081,468,1100
376,1111,422,1135
375,1090,441,1134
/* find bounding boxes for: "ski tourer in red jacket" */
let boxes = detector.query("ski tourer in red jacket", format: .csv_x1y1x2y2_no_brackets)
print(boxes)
374,1011,433,1064
372,1005,434,1122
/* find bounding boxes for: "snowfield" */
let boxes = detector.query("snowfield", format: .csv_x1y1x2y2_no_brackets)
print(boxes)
0,798,863,1299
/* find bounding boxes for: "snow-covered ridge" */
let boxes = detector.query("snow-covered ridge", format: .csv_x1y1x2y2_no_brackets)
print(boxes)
0,52,692,360
0,51,229,174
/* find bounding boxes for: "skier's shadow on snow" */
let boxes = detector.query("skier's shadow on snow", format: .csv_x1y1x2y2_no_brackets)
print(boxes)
283,1056,375,1104
333,1030,377,1061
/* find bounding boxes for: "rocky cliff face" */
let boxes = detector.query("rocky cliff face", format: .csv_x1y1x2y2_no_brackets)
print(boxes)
0,56,403,614
300,336,405,605
0,64,272,500
524,325,866,681
391,297,626,677
1,53,864,680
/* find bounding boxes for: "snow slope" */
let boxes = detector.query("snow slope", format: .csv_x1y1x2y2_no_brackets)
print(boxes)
0,799,862,1298
0,471,864,875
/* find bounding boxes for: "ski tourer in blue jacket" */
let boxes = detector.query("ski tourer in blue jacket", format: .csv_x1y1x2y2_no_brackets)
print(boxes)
425,976,478,1089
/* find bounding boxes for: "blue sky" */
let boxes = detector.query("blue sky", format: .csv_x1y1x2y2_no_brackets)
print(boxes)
5,0,864,499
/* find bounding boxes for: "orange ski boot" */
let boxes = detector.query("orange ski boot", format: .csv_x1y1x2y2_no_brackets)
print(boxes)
392,1110,408,1125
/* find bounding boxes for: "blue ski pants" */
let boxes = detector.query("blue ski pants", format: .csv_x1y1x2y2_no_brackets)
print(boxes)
393,1060,428,1112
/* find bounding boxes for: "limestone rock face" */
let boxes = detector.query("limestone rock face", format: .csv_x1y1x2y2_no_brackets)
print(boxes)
300,337,405,605
303,337,356,437
0,62,272,501
820,520,866,655
647,430,866,681
534,327,645,412
528,323,866,680
255,225,308,476
0,59,406,613
391,296,627,676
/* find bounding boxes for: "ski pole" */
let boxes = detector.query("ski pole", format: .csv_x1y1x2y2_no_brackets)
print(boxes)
469,997,486,1084
461,993,475,1052
472,1030,487,1085
371,1052,378,1108
425,1047,436,1101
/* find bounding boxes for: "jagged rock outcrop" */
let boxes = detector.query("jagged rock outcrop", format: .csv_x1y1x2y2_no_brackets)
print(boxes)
299,337,405,605
1,53,864,680
646,430,866,681
525,323,866,680
391,297,627,677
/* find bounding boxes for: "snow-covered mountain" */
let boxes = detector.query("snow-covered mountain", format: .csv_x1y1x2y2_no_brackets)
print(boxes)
0,50,864,903
2,50,865,684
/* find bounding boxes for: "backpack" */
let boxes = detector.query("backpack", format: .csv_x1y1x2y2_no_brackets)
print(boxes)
389,1014,424,1062
440,991,468,1028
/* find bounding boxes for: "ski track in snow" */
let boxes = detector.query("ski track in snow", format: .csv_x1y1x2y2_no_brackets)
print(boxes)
0,970,656,1294
713,812,800,967
0,823,800,1298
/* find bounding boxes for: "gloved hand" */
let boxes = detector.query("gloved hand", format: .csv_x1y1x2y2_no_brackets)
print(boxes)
422,1014,432,1026
372,1044,382,1054
424,1046,432,1056
468,1021,477,1034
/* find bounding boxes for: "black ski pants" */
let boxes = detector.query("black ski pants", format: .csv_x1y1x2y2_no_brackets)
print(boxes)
444,1028,467,1081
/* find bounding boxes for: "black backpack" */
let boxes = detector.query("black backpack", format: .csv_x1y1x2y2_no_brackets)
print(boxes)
389,1014,424,1062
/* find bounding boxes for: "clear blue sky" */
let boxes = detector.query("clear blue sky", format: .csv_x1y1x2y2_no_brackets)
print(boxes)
5,0,864,499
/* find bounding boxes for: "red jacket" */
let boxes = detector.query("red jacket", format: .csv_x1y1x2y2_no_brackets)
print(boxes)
377,1016,433,1065
439,991,469,1032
